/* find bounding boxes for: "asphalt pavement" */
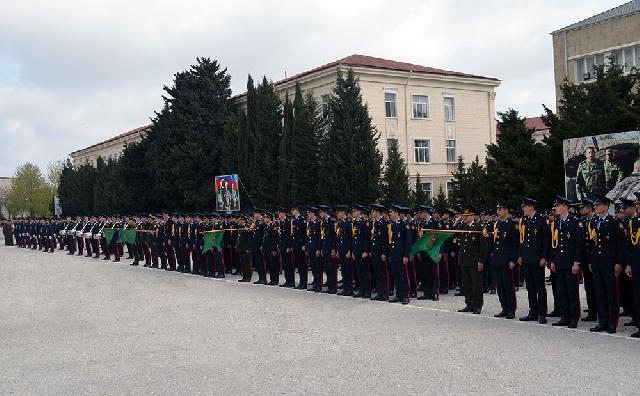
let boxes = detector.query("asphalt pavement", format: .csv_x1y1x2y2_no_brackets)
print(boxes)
1,242,639,395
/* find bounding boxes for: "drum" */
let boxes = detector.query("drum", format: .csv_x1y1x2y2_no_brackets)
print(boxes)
93,233,102,240
84,232,93,239
59,230,66,236
75,231,83,237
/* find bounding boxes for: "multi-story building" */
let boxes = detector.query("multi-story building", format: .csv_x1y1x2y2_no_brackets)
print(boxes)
232,54,500,199
69,124,151,166
552,0,640,106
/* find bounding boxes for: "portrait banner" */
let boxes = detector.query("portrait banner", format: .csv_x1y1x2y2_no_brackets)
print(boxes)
215,174,240,211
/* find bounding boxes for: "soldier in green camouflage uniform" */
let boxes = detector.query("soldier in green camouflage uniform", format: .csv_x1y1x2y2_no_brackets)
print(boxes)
576,146,605,200
603,148,623,191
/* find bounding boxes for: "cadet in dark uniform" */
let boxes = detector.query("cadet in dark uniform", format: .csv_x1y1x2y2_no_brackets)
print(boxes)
387,205,412,304
549,196,584,328
262,212,279,286
369,204,389,301
319,205,337,294
588,194,625,333
305,207,322,292
335,206,353,296
577,199,598,321
236,216,251,282
351,205,371,298
277,207,294,287
625,196,640,337
456,207,487,314
290,206,307,289
490,200,518,319
618,199,636,320
518,197,550,324
250,209,266,284
416,207,440,301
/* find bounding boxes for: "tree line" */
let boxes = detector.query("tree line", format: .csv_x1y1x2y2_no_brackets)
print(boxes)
9,57,638,218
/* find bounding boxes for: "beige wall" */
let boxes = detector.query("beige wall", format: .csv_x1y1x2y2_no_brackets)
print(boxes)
238,66,499,199
0,177,11,218
552,13,640,105
70,132,144,167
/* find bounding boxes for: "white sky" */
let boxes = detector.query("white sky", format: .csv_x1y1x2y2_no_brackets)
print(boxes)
0,0,626,176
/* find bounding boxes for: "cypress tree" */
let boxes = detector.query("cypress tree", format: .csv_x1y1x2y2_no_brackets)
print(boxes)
277,92,294,204
381,142,410,205
413,173,429,205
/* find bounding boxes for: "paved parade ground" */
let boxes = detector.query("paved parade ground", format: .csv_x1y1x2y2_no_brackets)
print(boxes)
2,243,640,395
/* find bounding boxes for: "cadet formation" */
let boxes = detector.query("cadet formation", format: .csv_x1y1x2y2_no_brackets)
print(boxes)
2,193,640,338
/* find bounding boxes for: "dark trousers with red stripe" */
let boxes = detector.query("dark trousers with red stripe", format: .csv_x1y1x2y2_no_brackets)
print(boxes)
593,269,619,329
354,254,370,295
632,273,640,325
522,262,548,317
582,264,597,317
371,254,388,298
391,259,409,300
419,254,437,297
293,246,306,287
555,267,580,323
339,254,353,293
323,254,337,290
494,263,516,314
281,248,294,286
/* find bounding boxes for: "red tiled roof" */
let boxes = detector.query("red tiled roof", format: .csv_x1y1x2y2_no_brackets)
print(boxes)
232,54,499,99
70,124,152,155
524,117,548,131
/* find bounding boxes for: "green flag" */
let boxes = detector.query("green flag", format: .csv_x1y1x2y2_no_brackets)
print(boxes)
117,229,137,244
411,232,454,262
202,231,224,253
102,228,116,245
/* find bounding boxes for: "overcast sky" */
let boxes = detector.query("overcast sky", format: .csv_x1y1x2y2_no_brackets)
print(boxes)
0,0,625,176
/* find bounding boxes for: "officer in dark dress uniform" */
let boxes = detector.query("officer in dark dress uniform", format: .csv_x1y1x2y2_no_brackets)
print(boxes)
387,205,412,304
290,205,307,289
305,207,322,292
417,207,440,301
577,199,598,321
351,205,371,298
588,194,625,333
518,197,550,324
277,207,294,287
490,200,518,319
236,216,252,282
319,205,337,294
250,209,266,284
335,205,353,296
549,196,584,328
262,212,279,286
369,204,389,301
624,196,640,337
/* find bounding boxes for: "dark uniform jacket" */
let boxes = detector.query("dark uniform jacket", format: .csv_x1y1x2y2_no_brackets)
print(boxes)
518,212,550,263
549,214,584,269
320,216,336,255
491,218,519,266
626,215,640,272
305,218,321,254
335,218,352,256
588,214,625,271
456,221,488,267
388,219,412,262
370,216,388,257
351,217,370,257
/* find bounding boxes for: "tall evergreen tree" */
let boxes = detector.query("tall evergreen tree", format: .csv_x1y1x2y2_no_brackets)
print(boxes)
320,69,382,204
433,185,448,207
484,109,546,207
145,57,232,211
413,172,429,205
290,84,323,204
449,156,486,208
381,142,409,205
277,91,294,204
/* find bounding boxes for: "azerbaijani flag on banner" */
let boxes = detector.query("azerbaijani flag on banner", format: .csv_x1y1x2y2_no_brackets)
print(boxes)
102,228,116,245
202,231,224,253
411,232,454,262
117,229,137,244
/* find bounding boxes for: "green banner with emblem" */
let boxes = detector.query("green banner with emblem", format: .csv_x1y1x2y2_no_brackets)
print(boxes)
411,232,454,262
202,231,224,253
117,229,137,244
102,228,116,245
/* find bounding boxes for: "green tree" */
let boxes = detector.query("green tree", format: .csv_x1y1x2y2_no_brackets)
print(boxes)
449,156,486,208
319,69,382,203
290,85,323,204
485,109,546,207
145,57,232,211
433,185,448,207
381,142,409,205
7,163,54,217
413,173,429,205
46,160,65,191
277,91,294,204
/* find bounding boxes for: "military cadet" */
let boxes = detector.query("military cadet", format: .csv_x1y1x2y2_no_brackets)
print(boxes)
518,197,550,324
490,200,518,319
351,205,371,298
619,199,636,319
305,206,322,292
236,215,252,282
549,196,584,328
456,207,487,314
333,206,352,295
319,205,337,294
387,205,412,304
369,204,389,301
276,207,294,287
588,194,625,333
262,211,280,286
250,209,266,284
417,206,440,301
575,199,598,321
290,205,307,289
625,195,640,337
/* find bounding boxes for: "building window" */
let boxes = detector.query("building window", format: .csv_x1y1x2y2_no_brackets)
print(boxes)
446,140,456,163
320,94,330,118
412,95,429,118
414,139,430,163
385,92,397,118
446,181,454,198
444,97,455,121
576,44,639,82
387,138,399,155
623,47,634,73
419,182,432,200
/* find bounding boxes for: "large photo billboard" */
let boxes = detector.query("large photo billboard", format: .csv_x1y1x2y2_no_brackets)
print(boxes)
563,130,640,201
215,174,240,211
